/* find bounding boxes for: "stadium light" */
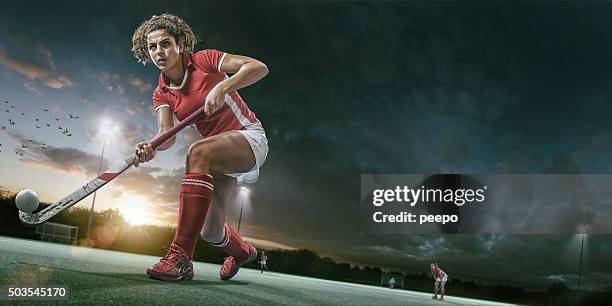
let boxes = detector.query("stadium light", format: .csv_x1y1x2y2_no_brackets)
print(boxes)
237,186,251,234
87,119,121,240
99,118,120,138
577,233,587,291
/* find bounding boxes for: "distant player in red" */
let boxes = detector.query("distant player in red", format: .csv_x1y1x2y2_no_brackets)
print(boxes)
131,14,269,282
431,261,448,300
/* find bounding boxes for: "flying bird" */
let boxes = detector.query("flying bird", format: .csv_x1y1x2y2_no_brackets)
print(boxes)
1,126,4,129
22,144,28,148
4,110,8,113
44,109,49,112
67,133,72,136
21,112,25,116
55,118,59,121
36,125,41,128
46,123,51,127
35,119,39,122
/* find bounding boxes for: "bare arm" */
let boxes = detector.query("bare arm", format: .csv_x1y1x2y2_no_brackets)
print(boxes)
218,54,268,92
154,106,176,150
204,54,268,115
133,106,176,167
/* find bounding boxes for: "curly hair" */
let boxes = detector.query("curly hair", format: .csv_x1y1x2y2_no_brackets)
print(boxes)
131,14,197,64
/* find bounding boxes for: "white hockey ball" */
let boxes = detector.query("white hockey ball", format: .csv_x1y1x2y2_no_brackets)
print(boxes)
15,189,39,213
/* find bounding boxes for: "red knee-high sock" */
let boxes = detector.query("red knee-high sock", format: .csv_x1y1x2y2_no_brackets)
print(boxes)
172,173,214,259
211,223,251,262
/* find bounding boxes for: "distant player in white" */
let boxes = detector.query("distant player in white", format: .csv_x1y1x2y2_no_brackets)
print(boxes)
259,251,268,273
388,277,396,289
431,261,448,301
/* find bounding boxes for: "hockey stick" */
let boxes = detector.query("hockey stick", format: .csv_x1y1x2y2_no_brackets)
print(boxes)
19,106,206,225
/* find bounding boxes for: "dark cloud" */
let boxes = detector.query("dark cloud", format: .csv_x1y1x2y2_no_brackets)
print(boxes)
0,45,71,89
2,130,102,175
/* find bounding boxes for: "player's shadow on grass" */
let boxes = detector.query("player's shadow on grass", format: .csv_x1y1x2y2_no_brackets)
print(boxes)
7,263,248,288
96,272,214,285
69,271,250,287
99,273,249,286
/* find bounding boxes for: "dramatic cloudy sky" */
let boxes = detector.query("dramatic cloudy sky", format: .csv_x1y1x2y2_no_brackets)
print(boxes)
0,1,611,289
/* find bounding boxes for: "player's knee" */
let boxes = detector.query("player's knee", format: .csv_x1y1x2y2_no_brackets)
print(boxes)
187,142,213,164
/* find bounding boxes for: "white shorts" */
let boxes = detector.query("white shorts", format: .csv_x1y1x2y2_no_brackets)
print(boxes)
436,275,448,284
226,120,269,184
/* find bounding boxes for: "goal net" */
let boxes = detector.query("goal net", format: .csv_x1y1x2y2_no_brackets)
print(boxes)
381,272,405,289
36,222,78,245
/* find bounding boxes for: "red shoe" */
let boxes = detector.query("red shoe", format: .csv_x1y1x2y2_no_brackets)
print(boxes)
147,243,194,282
220,245,257,281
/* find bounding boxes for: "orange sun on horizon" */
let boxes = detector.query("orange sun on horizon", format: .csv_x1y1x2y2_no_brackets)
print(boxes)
118,195,154,225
